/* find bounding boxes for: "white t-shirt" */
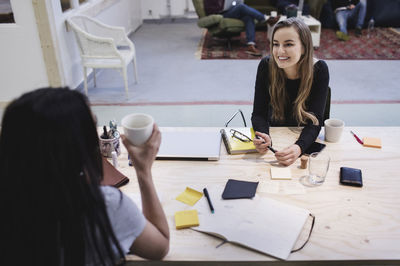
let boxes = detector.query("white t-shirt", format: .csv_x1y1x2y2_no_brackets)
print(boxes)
101,186,146,254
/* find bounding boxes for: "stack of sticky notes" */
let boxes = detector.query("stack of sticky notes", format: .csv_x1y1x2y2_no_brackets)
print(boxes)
363,137,382,148
270,167,292,180
175,210,199,229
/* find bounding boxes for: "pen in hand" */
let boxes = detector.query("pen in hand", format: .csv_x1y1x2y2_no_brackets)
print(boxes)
268,146,277,153
256,136,277,153
203,188,214,214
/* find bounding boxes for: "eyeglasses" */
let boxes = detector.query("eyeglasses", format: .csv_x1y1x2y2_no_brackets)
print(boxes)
230,129,252,142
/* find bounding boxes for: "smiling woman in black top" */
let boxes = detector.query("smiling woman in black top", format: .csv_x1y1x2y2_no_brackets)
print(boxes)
251,17,330,166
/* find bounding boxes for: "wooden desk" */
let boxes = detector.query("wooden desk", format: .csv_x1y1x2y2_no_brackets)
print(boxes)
111,127,400,264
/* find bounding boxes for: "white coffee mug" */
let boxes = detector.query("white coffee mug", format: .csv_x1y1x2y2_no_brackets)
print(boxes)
271,11,277,17
121,113,154,146
324,119,345,143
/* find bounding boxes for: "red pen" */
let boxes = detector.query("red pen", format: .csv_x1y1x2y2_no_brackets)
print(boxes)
350,131,364,145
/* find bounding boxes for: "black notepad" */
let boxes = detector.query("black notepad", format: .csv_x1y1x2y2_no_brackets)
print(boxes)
222,179,259,199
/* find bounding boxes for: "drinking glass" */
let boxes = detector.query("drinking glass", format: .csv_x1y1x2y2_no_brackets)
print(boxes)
308,152,330,185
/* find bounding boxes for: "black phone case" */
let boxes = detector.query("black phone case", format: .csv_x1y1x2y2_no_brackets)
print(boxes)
304,142,326,155
340,167,363,187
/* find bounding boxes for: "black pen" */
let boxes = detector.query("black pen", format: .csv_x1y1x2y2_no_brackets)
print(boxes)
101,126,109,139
256,136,276,153
203,188,214,214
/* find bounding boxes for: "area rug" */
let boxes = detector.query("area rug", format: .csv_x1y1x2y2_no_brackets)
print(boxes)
199,28,400,60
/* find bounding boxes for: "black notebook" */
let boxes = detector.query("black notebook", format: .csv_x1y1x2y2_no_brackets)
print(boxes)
222,179,259,199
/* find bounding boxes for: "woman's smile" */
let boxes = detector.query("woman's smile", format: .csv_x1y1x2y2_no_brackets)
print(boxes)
272,26,304,78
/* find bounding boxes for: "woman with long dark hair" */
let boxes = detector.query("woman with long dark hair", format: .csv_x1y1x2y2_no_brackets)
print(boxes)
252,17,330,166
0,88,169,265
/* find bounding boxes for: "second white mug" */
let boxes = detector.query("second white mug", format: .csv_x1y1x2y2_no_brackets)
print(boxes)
324,118,345,142
121,113,154,146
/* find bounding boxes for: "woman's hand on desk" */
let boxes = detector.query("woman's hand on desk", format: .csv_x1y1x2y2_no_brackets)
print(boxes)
121,124,161,176
253,131,272,154
275,144,301,166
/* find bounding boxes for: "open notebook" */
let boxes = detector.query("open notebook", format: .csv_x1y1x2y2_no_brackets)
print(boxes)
192,187,310,260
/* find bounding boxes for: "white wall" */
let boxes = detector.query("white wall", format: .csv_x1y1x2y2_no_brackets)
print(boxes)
0,0,49,102
141,0,195,19
0,0,142,102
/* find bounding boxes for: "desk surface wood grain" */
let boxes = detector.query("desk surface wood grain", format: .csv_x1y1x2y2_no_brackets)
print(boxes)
106,127,400,262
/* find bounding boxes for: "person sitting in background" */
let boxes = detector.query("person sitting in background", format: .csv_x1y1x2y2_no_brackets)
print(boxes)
0,88,169,265
332,0,367,41
276,0,310,17
251,18,329,166
204,0,268,56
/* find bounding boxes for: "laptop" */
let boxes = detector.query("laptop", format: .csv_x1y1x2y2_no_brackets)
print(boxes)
157,129,221,161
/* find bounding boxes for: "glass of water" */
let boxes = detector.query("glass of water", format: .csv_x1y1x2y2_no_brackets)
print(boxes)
308,152,330,185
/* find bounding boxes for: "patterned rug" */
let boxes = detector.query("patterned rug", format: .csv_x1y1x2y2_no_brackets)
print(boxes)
198,28,400,60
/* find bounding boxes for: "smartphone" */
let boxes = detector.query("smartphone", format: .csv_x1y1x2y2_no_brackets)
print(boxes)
304,142,326,155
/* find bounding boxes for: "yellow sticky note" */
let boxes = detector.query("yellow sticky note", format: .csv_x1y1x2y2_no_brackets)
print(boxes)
176,187,203,206
270,167,292,180
175,210,199,229
363,137,382,148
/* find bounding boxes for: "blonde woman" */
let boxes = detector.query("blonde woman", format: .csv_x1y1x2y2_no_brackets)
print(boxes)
251,17,330,166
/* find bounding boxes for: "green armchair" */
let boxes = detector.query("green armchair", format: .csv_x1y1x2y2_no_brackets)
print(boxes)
192,0,245,49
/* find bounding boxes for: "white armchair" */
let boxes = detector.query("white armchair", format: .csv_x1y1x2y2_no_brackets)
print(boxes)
67,15,138,96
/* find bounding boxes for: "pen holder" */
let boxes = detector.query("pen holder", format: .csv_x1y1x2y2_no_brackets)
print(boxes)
99,131,121,158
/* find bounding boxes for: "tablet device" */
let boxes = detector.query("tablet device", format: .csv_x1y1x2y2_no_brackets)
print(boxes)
304,142,326,155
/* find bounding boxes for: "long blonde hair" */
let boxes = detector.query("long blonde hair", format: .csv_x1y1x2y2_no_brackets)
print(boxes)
269,17,318,125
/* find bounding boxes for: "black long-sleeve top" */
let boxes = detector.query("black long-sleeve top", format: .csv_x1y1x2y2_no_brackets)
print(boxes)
251,57,330,153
